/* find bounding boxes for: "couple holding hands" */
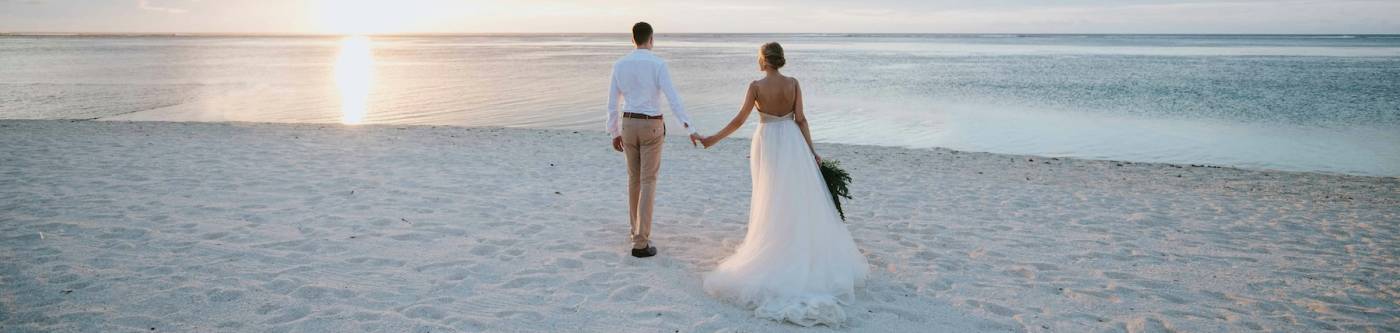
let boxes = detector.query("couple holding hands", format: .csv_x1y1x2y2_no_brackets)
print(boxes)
605,22,867,327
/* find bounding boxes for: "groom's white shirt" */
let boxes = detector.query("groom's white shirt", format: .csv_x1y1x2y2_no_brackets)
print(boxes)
606,49,696,137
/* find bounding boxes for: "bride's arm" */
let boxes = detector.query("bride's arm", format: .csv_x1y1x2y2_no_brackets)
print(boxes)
792,79,818,160
701,82,757,148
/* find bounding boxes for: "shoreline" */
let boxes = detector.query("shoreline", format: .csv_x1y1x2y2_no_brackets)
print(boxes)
86,118,1400,180
2,119,1396,332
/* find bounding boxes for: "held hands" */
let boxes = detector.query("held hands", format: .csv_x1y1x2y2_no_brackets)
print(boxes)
701,135,720,149
685,123,719,149
689,133,719,149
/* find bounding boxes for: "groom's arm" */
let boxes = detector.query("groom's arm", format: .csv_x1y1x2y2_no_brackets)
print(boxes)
606,68,623,138
657,63,697,134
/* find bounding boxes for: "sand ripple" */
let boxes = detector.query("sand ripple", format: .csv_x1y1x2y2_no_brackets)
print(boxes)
0,120,1395,332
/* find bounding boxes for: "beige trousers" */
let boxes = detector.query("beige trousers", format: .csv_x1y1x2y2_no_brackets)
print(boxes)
622,117,665,249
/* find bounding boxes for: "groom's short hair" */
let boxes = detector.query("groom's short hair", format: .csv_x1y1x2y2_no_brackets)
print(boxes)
632,22,652,45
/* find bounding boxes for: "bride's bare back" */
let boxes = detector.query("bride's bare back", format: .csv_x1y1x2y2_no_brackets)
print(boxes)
753,75,798,117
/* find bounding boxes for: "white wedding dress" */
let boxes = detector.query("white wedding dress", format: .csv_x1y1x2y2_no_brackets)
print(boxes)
703,111,870,327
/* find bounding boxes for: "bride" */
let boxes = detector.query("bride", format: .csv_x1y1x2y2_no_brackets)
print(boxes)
697,42,869,327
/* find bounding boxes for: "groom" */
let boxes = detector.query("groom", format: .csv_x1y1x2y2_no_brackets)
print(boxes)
606,22,702,258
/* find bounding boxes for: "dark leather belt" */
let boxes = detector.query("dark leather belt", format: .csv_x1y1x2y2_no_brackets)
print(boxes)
623,112,663,120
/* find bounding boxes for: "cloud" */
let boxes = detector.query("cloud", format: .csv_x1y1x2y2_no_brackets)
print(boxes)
138,0,192,14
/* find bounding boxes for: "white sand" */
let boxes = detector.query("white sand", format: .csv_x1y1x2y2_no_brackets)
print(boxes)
1,120,1396,332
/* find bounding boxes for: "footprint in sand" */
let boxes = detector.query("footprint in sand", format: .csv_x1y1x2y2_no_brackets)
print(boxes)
206,288,244,303
922,277,954,292
142,266,175,275
48,273,81,284
414,260,474,273
516,224,545,234
494,310,545,322
552,258,583,269
290,285,355,300
545,242,583,252
369,218,395,227
965,300,1019,317
448,318,487,331
264,306,311,324
1154,292,1190,304
469,244,499,256
562,277,602,294
111,315,163,330
53,311,101,328
580,251,617,261
689,314,738,332
346,257,407,267
485,238,519,247
96,227,148,240
865,305,926,322
199,232,229,240
498,276,558,290
501,248,526,258
351,311,383,321
608,285,650,302
390,233,437,242
261,278,305,295
445,270,471,281
1126,316,1177,333
583,228,610,238
1102,271,1139,280
913,249,939,261
401,305,448,321
629,308,683,321
1003,266,1036,280
66,280,93,291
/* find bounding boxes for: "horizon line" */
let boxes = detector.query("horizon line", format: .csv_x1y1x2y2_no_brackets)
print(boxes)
4,31,1399,37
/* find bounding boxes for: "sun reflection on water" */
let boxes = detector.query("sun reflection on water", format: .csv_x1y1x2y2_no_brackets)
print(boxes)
335,36,375,124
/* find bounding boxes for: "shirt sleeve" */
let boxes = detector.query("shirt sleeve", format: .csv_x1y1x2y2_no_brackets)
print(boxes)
606,66,622,137
656,61,697,134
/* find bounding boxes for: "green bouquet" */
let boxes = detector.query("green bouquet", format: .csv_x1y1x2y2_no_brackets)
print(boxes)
819,159,852,221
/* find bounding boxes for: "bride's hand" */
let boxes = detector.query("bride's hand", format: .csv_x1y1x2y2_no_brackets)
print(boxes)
701,135,719,149
814,153,822,164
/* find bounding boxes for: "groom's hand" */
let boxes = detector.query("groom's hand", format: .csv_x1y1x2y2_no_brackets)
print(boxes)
612,136,624,152
688,133,702,147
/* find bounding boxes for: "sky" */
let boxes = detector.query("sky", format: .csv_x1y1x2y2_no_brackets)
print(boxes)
1,0,1397,34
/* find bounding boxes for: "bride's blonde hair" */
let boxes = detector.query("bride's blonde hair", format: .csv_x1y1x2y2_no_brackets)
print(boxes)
760,42,785,70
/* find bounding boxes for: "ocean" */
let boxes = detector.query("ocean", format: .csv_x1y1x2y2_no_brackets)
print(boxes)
1,34,1397,176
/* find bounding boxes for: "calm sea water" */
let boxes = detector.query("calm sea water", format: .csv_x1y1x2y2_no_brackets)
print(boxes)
2,34,1397,176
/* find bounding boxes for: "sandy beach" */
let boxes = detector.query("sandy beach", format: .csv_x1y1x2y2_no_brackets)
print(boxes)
1,119,1396,332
